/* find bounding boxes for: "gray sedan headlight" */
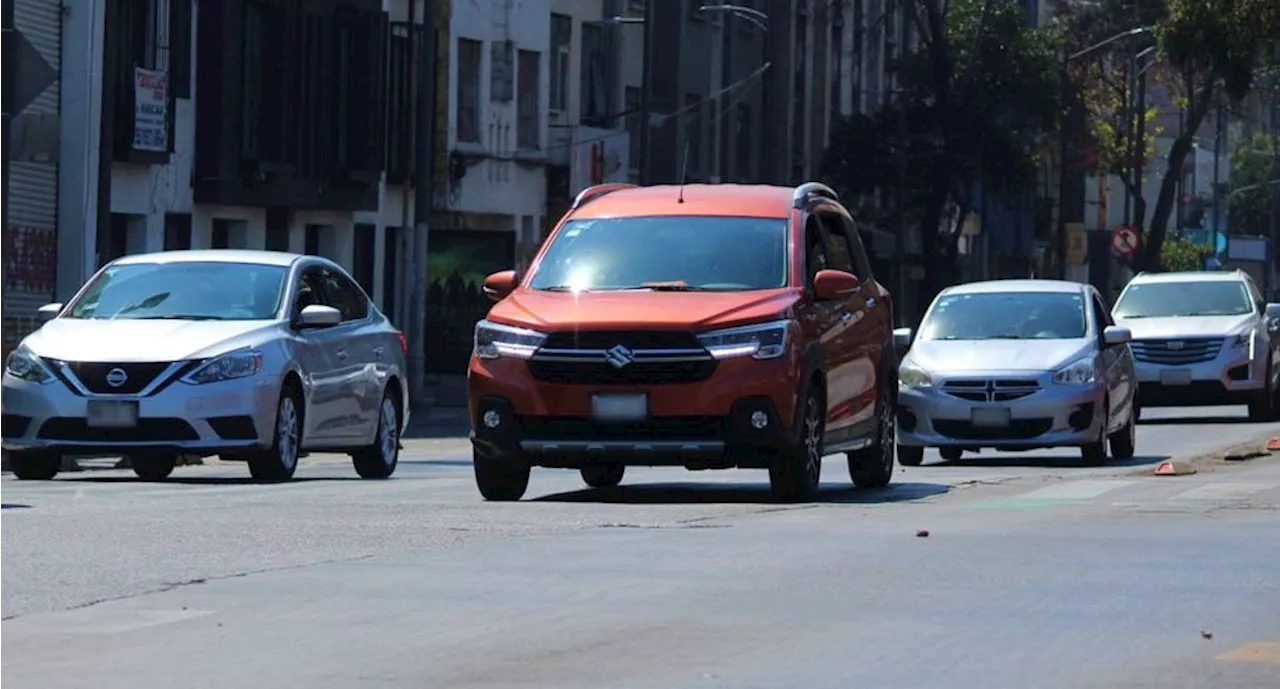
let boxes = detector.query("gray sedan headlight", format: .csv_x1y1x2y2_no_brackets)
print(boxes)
899,362,933,388
182,350,264,385
1052,356,1097,385
4,345,54,384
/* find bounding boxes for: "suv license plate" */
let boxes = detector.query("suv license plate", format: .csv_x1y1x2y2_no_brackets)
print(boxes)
591,393,648,422
86,400,140,428
1159,369,1192,386
971,407,1010,428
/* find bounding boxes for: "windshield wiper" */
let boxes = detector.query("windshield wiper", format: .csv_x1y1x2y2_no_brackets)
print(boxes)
537,285,591,292
130,314,225,321
636,281,706,292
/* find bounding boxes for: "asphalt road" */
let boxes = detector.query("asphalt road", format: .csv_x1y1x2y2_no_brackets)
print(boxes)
4,405,1280,689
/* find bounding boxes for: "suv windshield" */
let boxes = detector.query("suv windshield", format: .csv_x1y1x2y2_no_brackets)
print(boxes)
1113,280,1253,318
66,261,288,321
921,291,1087,341
527,216,788,291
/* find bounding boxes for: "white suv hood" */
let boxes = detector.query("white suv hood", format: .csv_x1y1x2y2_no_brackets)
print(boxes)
22,319,280,363
1113,314,1254,340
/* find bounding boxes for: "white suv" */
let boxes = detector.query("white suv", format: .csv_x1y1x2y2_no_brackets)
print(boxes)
1111,270,1280,421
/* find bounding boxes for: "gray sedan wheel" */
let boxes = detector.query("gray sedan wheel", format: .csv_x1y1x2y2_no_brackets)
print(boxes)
248,389,302,481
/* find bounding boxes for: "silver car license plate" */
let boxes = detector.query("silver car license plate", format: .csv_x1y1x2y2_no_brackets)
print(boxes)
86,400,139,428
971,407,1011,428
591,393,648,422
1159,369,1192,386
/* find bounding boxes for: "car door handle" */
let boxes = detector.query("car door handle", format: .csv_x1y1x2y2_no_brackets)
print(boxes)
372,345,385,358
865,297,877,309
336,348,348,360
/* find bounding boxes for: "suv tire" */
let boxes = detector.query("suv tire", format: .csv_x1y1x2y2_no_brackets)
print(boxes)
474,447,531,501
897,445,924,466
847,386,895,489
581,463,625,488
7,450,60,480
1248,362,1275,422
769,386,824,502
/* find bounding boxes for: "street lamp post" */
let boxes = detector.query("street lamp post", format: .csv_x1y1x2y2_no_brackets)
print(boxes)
1056,26,1153,277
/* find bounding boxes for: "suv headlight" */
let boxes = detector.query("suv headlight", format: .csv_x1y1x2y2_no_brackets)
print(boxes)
182,350,263,385
1052,356,1097,385
1230,329,1257,358
4,345,54,384
696,320,791,360
474,320,546,360
899,362,933,388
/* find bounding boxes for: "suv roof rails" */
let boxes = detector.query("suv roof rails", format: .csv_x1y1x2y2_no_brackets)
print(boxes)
793,182,839,209
570,183,637,211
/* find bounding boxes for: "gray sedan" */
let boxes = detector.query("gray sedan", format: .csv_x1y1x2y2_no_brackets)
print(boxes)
894,279,1137,466
1,250,410,481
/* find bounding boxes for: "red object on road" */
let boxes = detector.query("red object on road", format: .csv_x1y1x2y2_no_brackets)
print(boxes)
1266,437,1280,452
1110,225,1141,258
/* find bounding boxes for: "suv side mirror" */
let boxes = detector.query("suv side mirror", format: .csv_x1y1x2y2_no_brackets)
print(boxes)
812,269,860,301
37,303,63,321
483,270,519,302
297,304,342,328
1265,303,1280,331
1103,325,1132,346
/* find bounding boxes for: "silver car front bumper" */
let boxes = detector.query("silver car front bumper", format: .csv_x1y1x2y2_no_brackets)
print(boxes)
1130,337,1265,405
897,372,1106,449
2,364,281,456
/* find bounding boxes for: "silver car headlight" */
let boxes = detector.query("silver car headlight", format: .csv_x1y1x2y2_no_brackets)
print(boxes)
696,320,791,360
182,350,264,385
899,362,933,388
1052,356,1097,386
4,345,55,384
474,320,546,360
1229,329,1257,358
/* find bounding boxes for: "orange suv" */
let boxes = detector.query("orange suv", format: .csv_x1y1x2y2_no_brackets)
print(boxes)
467,182,898,502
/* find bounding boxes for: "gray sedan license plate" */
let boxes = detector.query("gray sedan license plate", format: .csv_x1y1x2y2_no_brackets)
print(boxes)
971,407,1011,428
591,393,648,422
86,400,139,428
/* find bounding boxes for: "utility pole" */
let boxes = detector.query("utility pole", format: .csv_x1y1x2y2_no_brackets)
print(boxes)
0,0,14,350
409,0,438,401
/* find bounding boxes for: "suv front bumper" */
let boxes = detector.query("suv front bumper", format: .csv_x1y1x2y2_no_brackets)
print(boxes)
467,354,802,469
1133,342,1265,406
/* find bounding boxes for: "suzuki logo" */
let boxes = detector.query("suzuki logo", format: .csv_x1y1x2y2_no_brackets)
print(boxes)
1167,341,1185,350
105,367,129,388
604,344,635,369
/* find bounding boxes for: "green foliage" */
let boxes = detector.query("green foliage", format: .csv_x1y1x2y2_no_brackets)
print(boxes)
1159,236,1214,271
1227,132,1280,237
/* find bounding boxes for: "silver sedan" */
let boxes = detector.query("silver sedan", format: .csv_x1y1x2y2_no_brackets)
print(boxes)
894,279,1137,466
1,250,410,481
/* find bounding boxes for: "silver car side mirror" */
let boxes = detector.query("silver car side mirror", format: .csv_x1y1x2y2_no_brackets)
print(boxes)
1102,325,1132,346
297,304,342,328
893,327,913,348
37,303,63,321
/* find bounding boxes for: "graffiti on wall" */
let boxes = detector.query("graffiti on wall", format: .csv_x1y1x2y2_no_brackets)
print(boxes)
3,225,57,293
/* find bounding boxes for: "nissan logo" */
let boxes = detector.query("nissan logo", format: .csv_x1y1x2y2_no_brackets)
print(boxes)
105,367,129,388
604,344,635,370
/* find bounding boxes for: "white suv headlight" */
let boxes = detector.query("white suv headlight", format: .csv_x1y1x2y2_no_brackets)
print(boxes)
1229,329,1257,358
899,362,933,388
696,320,791,360
1052,356,1097,385
4,345,54,384
474,320,546,360
182,350,263,385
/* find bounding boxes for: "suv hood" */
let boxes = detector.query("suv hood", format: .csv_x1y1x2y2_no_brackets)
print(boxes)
908,339,1091,373
23,319,280,363
1113,314,1253,339
490,288,800,331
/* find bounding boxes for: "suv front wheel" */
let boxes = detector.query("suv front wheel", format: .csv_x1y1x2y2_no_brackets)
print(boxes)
769,386,824,502
474,447,531,501
1248,361,1276,422
847,386,896,488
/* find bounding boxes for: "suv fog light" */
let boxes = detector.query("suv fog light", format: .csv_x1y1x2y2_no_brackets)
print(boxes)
483,410,501,429
750,411,769,429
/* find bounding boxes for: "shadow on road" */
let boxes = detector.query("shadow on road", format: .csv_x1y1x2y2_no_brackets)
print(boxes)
1138,415,1253,426
56,476,363,485
533,481,950,505
935,454,1170,469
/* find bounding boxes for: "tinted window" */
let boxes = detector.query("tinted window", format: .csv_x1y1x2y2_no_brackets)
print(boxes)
817,217,855,274
805,220,828,283
528,216,788,291
67,261,287,321
320,270,370,321
1114,281,1252,318
294,271,324,317
921,291,1087,341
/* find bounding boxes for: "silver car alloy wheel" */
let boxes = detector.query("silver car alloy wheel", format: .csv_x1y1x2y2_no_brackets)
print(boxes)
277,396,299,470
378,397,399,466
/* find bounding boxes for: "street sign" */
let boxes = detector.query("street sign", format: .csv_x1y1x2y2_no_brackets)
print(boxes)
0,28,56,113
1110,225,1140,258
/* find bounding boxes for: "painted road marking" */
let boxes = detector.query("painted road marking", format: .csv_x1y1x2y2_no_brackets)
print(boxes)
967,480,1136,512
1216,641,1280,663
12,607,216,635
1168,482,1276,501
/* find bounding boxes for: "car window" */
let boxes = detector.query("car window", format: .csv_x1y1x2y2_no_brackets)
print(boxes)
816,214,855,275
1113,281,1252,318
1091,296,1113,337
294,270,326,318
920,291,1087,341
804,217,830,287
65,261,287,321
527,215,788,291
821,211,872,281
319,270,369,322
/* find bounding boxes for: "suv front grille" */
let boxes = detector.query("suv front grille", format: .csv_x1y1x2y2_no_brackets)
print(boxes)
1130,338,1222,365
532,330,716,385
527,359,718,385
542,331,702,350
63,362,172,394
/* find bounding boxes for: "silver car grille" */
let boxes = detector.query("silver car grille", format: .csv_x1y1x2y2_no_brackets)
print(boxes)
1130,338,1222,365
940,378,1041,403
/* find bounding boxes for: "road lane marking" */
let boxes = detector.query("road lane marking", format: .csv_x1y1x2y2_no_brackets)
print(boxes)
11,607,216,635
1216,641,1280,663
1168,482,1276,501
1016,480,1136,501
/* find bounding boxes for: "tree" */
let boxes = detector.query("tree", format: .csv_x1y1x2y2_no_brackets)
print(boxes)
821,0,1061,302
1160,236,1213,271
1227,132,1280,237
